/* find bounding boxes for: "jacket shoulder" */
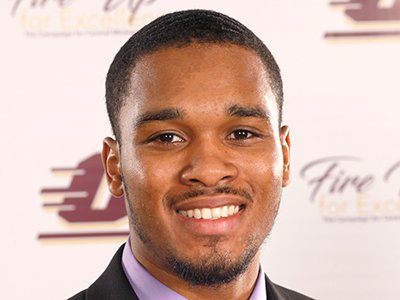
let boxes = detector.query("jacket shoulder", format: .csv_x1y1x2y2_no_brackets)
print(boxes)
273,283,315,300
67,290,86,300
67,244,138,300
266,275,315,300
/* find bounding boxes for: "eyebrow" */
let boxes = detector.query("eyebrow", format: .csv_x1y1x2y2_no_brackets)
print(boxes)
226,104,270,122
134,104,270,128
134,108,185,128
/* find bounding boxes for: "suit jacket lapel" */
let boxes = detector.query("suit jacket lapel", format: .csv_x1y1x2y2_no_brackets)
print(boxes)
86,244,139,300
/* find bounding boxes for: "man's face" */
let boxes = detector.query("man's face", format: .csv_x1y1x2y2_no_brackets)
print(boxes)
104,43,290,285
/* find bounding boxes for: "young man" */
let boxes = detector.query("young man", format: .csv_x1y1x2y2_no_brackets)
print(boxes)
69,9,313,300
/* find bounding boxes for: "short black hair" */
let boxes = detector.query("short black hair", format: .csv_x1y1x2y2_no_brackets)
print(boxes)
106,9,283,140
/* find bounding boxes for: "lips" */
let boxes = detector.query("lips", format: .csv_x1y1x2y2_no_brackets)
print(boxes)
177,205,241,220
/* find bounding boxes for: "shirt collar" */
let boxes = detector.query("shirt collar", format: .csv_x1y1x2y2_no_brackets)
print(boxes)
249,262,267,300
122,241,267,300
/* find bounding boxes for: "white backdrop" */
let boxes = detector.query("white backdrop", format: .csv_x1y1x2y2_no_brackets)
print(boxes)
1,1,400,299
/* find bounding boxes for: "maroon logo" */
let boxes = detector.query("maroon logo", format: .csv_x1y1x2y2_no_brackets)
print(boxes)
326,0,400,38
39,154,129,239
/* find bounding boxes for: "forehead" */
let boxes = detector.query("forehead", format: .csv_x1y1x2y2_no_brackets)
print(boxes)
124,43,277,120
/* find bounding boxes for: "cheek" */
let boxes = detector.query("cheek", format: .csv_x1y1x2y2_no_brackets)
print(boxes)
122,152,176,210
241,147,283,182
140,155,178,190
241,150,283,214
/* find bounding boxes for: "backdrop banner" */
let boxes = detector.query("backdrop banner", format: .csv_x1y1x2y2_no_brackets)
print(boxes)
1,1,399,299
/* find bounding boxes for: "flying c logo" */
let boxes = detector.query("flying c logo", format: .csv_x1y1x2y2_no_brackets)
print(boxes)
39,154,129,239
326,0,400,38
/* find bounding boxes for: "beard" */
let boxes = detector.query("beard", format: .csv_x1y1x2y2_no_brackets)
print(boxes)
165,235,260,287
123,181,279,287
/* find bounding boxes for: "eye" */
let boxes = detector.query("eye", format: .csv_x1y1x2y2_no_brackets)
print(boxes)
228,129,255,140
151,133,184,144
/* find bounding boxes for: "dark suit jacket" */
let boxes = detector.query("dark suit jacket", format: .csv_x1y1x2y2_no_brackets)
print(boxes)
68,244,314,300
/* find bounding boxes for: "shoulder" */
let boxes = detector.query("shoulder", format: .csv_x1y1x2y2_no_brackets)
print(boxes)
67,244,139,300
67,290,86,300
266,275,315,300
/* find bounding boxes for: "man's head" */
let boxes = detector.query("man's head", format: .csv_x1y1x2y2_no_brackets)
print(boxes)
106,9,283,141
102,9,290,290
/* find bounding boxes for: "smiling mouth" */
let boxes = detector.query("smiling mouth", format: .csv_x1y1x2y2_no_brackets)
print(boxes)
177,205,244,220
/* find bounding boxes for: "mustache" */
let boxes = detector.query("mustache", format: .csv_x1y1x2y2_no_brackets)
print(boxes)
167,186,253,206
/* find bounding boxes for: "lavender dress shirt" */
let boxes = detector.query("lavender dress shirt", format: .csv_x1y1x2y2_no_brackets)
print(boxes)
122,241,267,300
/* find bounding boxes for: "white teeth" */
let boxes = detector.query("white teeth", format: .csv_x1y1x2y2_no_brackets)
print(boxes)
221,206,228,217
202,208,212,219
178,205,241,220
194,209,201,219
212,207,221,219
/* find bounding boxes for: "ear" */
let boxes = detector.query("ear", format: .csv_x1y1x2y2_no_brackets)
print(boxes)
280,125,291,187
102,137,124,197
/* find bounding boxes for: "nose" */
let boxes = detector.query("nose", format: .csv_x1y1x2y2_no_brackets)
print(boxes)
179,140,238,187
